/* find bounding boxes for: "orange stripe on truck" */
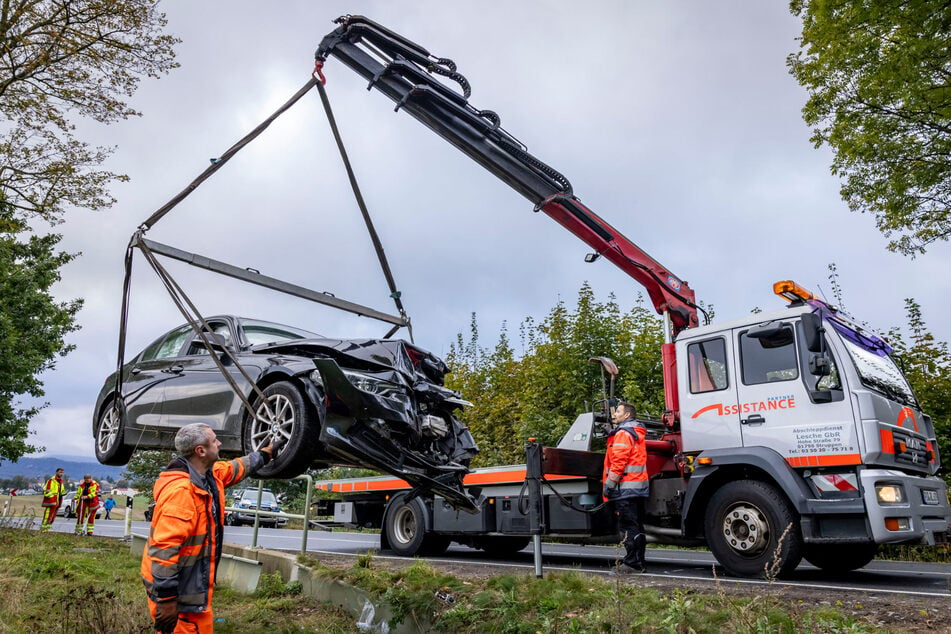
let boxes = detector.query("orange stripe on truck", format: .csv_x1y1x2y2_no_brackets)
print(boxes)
786,453,862,468
319,469,583,492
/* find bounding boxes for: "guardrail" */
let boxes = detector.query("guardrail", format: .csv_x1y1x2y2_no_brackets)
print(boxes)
224,474,315,553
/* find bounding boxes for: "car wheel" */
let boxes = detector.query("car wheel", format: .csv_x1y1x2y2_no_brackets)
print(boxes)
94,401,134,466
803,542,877,573
383,494,447,556
244,381,320,479
704,480,803,579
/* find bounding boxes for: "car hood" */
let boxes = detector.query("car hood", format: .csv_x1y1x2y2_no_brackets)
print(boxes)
255,338,449,385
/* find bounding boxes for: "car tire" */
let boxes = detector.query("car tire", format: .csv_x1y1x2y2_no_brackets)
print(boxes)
704,480,803,579
383,494,444,557
803,542,877,573
94,401,134,466
243,381,320,479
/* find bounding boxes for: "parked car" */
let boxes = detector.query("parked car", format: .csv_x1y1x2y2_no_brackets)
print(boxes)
225,489,287,527
92,316,479,509
57,496,102,520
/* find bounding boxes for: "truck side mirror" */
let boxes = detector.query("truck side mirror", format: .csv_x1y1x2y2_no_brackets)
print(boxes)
801,313,824,353
808,353,831,377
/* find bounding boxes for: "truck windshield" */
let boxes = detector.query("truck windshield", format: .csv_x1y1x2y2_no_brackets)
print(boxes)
837,331,918,407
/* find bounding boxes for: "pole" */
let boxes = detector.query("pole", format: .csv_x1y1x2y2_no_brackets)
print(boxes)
122,495,134,540
298,474,314,554
525,439,545,578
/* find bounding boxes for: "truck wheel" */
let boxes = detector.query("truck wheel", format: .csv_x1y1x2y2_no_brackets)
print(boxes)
244,382,320,479
94,401,134,466
704,480,802,579
383,494,444,556
475,536,531,556
803,542,877,573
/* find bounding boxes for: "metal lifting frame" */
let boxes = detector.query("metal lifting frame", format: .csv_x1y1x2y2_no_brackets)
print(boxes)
111,75,412,418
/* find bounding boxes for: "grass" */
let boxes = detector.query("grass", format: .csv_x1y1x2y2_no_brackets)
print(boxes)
0,517,934,633
302,551,882,634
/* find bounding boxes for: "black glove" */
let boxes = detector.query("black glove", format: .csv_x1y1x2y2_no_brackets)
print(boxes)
154,599,178,633
602,485,612,499
270,433,288,454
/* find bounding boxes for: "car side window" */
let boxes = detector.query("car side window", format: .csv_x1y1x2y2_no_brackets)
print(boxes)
140,326,193,361
185,322,232,356
687,338,729,393
739,325,799,385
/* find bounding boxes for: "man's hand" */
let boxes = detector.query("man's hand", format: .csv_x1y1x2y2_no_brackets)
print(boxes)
602,485,612,499
263,433,288,459
154,599,178,633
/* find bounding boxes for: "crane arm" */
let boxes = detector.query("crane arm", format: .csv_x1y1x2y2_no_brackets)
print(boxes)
316,15,699,334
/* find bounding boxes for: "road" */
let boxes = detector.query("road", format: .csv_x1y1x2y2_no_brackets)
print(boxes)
49,518,951,599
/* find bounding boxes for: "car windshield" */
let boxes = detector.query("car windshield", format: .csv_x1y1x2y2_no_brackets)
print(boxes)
238,318,320,346
241,491,278,505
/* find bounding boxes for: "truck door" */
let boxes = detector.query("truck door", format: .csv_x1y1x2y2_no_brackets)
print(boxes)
733,320,858,466
680,335,744,451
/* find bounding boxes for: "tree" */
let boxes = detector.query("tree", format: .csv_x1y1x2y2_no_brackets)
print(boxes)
0,208,80,459
121,450,173,500
0,2,178,461
788,1,951,255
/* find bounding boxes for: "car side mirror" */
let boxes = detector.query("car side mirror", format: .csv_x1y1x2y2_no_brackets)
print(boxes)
204,332,229,350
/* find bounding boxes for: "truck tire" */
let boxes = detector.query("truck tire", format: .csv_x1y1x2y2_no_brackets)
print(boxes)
704,480,802,579
803,542,877,573
243,381,320,479
383,494,447,556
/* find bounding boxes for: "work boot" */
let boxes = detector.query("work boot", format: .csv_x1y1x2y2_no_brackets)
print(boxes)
614,562,646,575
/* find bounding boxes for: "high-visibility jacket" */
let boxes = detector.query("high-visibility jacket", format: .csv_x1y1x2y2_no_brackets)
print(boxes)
75,479,100,507
602,418,649,500
42,476,65,507
141,453,262,613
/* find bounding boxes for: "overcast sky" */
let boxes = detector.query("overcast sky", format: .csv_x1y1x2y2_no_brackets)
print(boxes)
26,1,951,460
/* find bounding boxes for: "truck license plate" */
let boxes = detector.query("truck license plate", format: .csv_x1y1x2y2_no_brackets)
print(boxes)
922,489,940,505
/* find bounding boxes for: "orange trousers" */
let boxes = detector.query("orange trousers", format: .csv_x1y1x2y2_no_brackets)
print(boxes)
75,500,99,534
148,599,215,633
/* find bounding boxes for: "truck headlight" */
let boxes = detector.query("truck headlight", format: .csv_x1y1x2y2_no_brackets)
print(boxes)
876,484,905,504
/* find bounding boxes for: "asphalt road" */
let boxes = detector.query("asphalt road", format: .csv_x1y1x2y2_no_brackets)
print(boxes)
49,518,951,599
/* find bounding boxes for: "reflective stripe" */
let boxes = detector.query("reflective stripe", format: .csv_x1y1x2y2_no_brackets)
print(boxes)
183,533,206,547
151,562,179,579
624,465,646,474
148,545,180,561
619,480,649,491
606,472,622,483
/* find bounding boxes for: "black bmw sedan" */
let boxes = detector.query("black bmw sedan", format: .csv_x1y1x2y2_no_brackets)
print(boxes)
93,316,479,509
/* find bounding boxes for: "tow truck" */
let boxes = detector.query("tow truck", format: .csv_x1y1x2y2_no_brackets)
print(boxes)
308,16,951,578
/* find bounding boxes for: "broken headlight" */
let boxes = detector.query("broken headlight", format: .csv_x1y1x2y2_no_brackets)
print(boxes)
341,369,404,398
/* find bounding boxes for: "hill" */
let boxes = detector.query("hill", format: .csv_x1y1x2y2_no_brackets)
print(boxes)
0,456,125,482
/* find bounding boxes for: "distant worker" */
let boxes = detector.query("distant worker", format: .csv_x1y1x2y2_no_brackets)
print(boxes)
103,495,117,520
142,422,285,633
74,474,101,536
40,468,66,532
602,401,649,573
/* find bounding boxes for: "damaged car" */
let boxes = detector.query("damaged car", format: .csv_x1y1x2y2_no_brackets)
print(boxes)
92,316,479,509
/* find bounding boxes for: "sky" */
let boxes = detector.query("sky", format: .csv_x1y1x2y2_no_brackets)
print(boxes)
25,1,951,459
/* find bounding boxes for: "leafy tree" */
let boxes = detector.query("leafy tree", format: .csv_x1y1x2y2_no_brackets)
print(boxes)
788,1,951,255
0,1,179,461
0,208,80,460
446,283,665,466
122,449,173,500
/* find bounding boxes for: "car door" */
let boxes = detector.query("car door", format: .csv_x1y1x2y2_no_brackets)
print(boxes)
159,320,251,439
123,325,195,428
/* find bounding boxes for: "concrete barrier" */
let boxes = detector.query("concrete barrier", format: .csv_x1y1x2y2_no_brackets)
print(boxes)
131,534,263,595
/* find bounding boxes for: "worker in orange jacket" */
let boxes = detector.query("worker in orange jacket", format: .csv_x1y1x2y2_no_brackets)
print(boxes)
142,422,284,633
40,468,66,532
74,474,100,536
602,401,649,573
